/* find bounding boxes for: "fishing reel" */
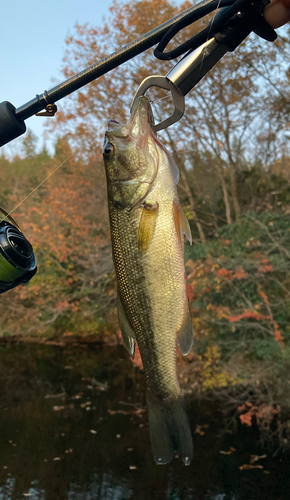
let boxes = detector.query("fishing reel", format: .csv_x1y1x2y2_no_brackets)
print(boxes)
0,220,37,294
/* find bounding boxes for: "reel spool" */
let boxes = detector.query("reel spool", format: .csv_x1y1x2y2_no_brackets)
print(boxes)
0,221,37,294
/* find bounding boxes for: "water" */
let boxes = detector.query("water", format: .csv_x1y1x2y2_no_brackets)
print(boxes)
0,343,289,500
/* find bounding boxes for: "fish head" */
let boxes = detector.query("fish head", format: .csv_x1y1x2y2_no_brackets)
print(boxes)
103,96,158,212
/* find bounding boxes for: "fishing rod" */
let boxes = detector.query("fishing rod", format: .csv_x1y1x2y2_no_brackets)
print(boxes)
0,0,277,293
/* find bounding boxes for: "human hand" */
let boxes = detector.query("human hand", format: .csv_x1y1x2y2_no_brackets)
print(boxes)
264,0,290,29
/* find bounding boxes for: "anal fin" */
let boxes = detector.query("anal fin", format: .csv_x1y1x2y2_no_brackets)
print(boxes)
117,294,136,359
177,307,193,355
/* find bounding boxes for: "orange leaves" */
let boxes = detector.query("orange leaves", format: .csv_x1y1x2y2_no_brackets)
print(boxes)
186,254,284,348
228,310,270,323
56,299,70,312
216,265,248,280
274,328,283,343
186,258,214,302
186,283,194,302
238,401,281,427
216,267,232,278
234,266,248,280
260,265,274,273
256,258,274,275
240,410,254,426
228,308,284,345
257,263,274,274
258,288,269,306
11,152,112,335
207,304,231,320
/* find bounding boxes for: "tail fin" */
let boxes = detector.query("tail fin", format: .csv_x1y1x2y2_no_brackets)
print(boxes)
147,395,193,466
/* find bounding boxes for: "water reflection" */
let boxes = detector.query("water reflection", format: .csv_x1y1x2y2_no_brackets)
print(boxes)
0,343,289,500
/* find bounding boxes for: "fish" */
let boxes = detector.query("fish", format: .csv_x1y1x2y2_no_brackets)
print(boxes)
102,96,194,466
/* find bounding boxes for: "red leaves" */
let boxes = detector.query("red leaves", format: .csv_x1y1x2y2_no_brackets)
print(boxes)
56,299,70,312
186,250,284,354
228,308,284,345
238,401,281,427
217,267,232,278
261,265,274,273
234,266,248,280
274,328,283,343
228,311,269,323
186,283,194,302
216,265,248,280
240,410,254,426
258,289,269,306
257,263,274,274
256,258,274,275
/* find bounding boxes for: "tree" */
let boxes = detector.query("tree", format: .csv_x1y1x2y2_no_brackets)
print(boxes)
22,129,38,159
47,0,290,233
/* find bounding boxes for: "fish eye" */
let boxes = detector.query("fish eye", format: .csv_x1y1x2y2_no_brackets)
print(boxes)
103,142,114,159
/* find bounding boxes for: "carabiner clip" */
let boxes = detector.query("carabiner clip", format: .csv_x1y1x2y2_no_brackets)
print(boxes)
130,36,225,132
130,0,277,133
130,76,185,133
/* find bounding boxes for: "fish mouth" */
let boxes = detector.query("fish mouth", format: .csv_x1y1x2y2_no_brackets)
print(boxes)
107,119,123,131
131,96,154,127
106,96,154,142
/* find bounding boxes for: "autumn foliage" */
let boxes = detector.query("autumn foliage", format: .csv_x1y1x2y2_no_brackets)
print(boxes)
1,0,290,444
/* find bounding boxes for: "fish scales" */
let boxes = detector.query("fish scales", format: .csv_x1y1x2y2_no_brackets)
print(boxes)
109,160,184,399
103,96,193,465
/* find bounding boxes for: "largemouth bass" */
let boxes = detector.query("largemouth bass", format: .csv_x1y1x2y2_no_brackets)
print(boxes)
102,96,193,466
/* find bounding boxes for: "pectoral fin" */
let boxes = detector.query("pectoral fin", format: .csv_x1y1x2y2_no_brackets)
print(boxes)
117,294,136,359
173,201,192,246
177,307,193,355
138,203,159,252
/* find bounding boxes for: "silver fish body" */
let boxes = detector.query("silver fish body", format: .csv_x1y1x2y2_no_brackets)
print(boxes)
103,97,193,465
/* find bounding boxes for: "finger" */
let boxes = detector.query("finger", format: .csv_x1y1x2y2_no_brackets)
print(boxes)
264,0,290,28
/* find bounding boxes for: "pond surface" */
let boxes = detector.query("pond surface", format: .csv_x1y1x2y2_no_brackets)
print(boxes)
0,343,289,500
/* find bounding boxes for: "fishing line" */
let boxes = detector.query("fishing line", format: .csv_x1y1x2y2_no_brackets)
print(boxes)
0,151,77,224
0,116,122,225
151,95,172,104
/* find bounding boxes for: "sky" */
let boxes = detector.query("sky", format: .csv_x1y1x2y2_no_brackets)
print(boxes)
0,0,114,156
0,1,286,158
